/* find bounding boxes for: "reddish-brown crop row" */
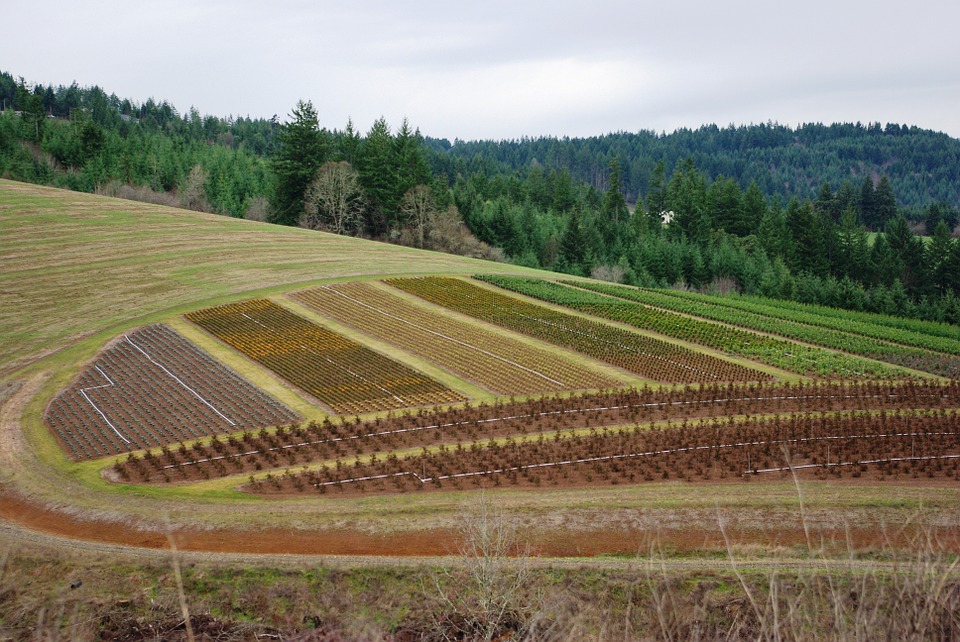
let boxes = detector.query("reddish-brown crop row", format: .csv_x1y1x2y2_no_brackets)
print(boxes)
45,324,300,460
387,277,772,384
114,379,960,483
185,299,467,415
290,282,620,394
255,409,960,495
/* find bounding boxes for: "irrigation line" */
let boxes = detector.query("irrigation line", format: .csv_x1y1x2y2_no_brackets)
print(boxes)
321,356,406,405
79,365,131,444
316,432,960,488
125,335,236,426
317,285,565,386
240,312,269,329
749,453,960,475
158,391,954,471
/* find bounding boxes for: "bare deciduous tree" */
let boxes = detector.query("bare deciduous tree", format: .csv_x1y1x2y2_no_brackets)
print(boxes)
179,164,211,212
400,184,436,248
430,494,532,641
300,161,366,236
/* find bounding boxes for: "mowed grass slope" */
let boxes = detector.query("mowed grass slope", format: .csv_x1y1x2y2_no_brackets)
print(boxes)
0,179,543,376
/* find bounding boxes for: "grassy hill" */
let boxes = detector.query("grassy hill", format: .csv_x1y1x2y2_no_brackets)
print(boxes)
0,179,542,377
3,180,960,640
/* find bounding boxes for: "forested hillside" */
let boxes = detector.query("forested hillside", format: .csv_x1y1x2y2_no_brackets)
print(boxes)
4,70,960,324
432,123,960,215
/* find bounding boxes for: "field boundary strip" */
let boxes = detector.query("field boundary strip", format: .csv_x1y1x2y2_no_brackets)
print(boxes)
314,285,564,386
154,390,952,472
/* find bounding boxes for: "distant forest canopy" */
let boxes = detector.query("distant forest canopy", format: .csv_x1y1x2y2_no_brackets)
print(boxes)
4,70,960,324
431,122,960,215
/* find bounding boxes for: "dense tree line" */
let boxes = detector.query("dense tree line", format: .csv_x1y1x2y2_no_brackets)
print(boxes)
449,153,960,324
432,122,960,216
4,70,960,323
0,71,278,216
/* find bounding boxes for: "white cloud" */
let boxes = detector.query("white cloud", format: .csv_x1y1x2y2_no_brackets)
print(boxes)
3,0,958,138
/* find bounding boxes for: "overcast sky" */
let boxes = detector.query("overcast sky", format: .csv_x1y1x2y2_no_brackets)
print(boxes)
5,0,959,140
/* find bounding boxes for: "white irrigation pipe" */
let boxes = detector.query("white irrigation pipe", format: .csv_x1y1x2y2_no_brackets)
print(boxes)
79,365,131,444
317,431,960,488
750,453,960,475
125,335,236,426
161,391,955,471
319,285,564,386
241,312,269,329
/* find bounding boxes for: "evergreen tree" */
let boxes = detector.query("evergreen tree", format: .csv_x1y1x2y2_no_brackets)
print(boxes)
814,182,838,222
859,176,877,229
740,181,767,237
393,118,431,214
869,234,902,287
873,175,898,228
927,219,954,293
558,205,586,272
885,215,929,296
337,118,361,164
785,199,828,277
705,176,743,236
602,157,628,226
356,117,396,233
665,158,709,244
835,207,870,282
269,100,328,226
758,198,790,260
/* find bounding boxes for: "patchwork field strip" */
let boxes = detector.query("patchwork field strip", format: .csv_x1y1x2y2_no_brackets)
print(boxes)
44,324,300,460
185,299,467,415
290,282,620,394
387,277,772,384
479,276,904,380
114,379,960,485
564,280,960,378
276,409,960,496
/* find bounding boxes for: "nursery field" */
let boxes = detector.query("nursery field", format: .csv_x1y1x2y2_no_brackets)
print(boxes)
479,275,909,379
44,323,299,459
388,277,772,383
290,282,621,394
4,181,960,573
564,280,960,377
112,379,960,488
185,298,467,415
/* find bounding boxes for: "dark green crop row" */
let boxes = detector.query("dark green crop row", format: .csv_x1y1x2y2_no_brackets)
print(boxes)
477,276,905,380
563,281,960,379
653,288,960,357
726,292,960,343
